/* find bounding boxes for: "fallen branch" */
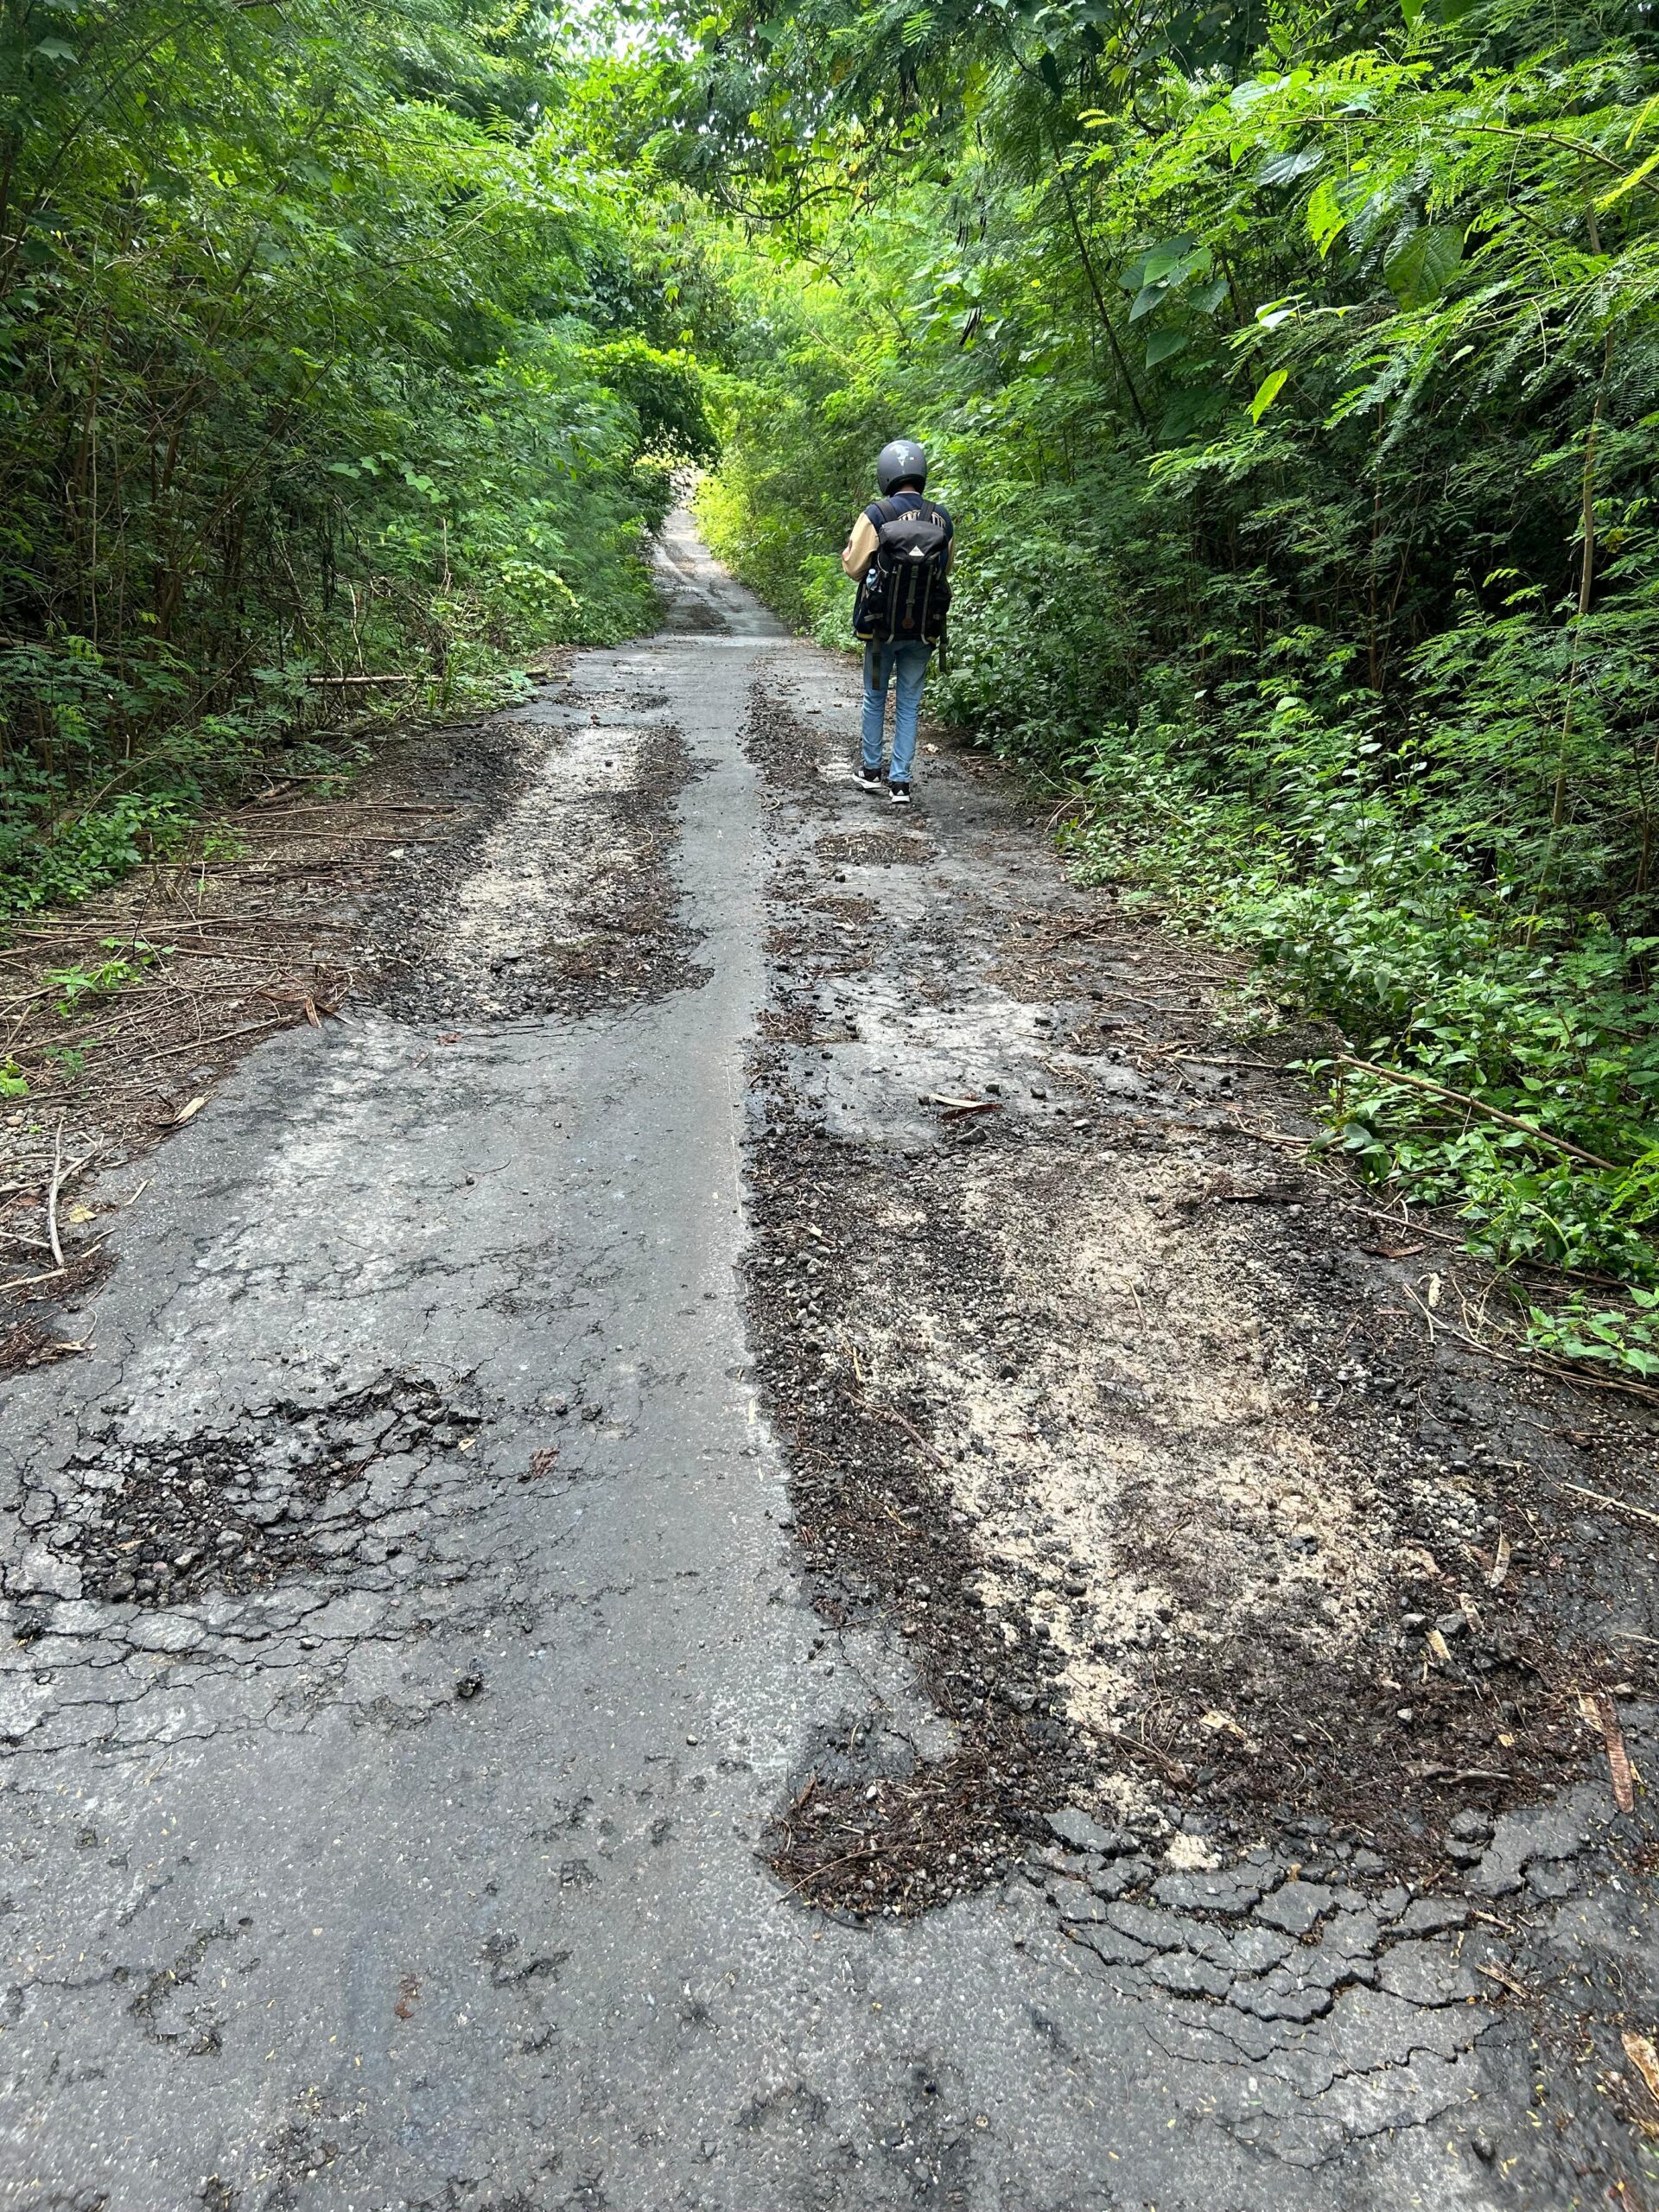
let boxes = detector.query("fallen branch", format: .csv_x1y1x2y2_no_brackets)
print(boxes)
1089,1724,1192,1789
1475,1962,1534,2000
1175,1053,1282,1072
131,943,283,963
1407,1282,1530,1362
139,1017,287,1064
1343,1198,1465,1248
303,672,416,686
1336,1055,1621,1173
256,986,329,1027
1523,1354,1659,1407
45,1119,66,1268
1215,1114,1315,1151
1582,1691,1636,1814
0,1236,108,1294
1039,909,1116,948
1407,1763,1513,1783
235,802,459,817
773,1847,884,1902
219,829,445,845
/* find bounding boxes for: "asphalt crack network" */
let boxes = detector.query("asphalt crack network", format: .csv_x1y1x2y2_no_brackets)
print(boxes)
0,658,684,1649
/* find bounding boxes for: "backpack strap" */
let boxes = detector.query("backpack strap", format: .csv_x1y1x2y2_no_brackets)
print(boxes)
874,494,950,536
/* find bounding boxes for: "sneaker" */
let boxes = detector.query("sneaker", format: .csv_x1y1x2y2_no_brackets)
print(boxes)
858,762,884,790
888,780,912,806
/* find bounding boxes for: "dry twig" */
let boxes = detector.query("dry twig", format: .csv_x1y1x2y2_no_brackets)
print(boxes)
1562,1480,1659,1529
838,1384,951,1472
45,1120,66,1269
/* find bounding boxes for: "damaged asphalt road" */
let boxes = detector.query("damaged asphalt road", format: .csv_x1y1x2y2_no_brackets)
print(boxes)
1,511,1656,2210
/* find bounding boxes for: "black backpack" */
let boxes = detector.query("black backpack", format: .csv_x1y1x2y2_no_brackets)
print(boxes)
853,493,952,649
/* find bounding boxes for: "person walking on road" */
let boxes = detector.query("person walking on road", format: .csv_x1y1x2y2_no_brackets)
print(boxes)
842,439,954,807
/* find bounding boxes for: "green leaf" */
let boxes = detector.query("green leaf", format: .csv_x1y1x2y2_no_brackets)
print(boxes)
31,35,77,60
1257,149,1322,187
1383,223,1463,306
1249,367,1288,423
1306,177,1346,257
1144,328,1188,366
1141,236,1199,284
1595,147,1659,213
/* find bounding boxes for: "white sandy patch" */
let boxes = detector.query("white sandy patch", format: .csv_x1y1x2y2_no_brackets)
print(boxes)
849,1144,1394,1771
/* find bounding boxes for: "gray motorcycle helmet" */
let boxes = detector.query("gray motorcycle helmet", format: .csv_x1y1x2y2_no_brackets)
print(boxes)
875,438,928,494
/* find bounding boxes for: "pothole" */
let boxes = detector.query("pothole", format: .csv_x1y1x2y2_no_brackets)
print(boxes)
32,1375,486,1610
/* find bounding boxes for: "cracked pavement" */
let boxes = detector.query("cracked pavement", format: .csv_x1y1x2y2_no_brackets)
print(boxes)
0,513,1655,2210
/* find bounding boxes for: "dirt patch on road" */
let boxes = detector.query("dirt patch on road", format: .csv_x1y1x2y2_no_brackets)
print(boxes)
0,678,569,1168
750,1109,1088,1914
758,1109,1607,1860
372,713,708,1024
741,669,1659,1916
815,829,932,869
0,702,537,1323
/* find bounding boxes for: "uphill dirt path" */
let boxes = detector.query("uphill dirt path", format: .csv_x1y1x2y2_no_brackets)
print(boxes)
1,514,1657,2211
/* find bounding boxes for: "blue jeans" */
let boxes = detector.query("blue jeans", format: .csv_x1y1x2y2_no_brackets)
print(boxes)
861,640,931,784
